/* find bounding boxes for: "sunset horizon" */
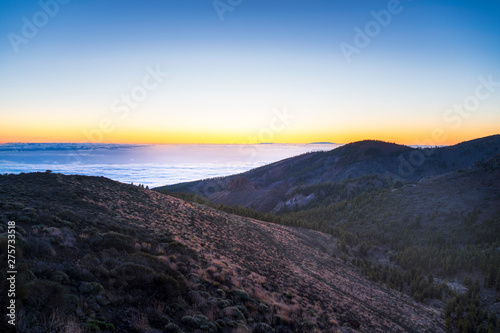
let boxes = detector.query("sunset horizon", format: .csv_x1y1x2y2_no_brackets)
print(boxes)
2,1,499,147
1,130,499,147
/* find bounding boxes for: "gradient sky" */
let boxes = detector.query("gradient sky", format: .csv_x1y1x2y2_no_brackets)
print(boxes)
1,0,499,145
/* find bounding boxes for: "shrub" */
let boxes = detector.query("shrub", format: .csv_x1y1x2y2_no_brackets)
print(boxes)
93,266,110,279
64,264,96,282
253,323,275,333
167,242,191,255
234,289,250,302
181,316,198,327
21,207,37,218
112,263,155,284
257,303,269,314
224,306,246,321
15,225,27,236
181,315,218,332
50,271,70,284
217,299,231,309
23,236,54,259
85,318,115,332
153,273,181,299
96,231,136,253
22,279,68,314
164,323,182,332
272,315,283,325
79,282,104,295
111,263,183,300
215,289,226,298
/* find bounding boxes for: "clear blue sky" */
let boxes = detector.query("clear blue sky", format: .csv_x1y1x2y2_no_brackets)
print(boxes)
1,0,499,144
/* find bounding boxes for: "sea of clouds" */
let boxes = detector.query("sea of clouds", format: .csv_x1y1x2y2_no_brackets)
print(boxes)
0,143,340,188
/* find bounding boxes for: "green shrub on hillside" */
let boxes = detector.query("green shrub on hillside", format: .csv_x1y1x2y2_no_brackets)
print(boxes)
92,231,136,253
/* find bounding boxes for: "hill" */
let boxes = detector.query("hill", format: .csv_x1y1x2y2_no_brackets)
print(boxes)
156,135,500,332
272,154,500,331
282,153,500,246
156,135,500,212
0,172,446,332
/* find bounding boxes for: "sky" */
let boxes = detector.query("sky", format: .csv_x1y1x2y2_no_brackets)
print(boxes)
1,0,499,145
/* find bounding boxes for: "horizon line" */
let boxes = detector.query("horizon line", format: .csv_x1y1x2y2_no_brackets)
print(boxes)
1,133,498,147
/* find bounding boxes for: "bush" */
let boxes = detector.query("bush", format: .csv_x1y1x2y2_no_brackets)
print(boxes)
181,315,218,332
153,273,181,299
164,323,182,332
112,263,155,286
86,318,115,332
22,279,68,314
79,282,104,295
166,242,191,255
50,271,70,284
111,263,183,300
95,232,136,253
23,236,54,259
234,289,250,302
253,323,275,333
224,306,246,321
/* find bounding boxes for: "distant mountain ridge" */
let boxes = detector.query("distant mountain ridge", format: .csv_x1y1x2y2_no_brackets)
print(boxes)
156,134,500,212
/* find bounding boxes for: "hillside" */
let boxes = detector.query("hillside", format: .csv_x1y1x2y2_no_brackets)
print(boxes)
282,153,500,246
272,154,500,331
0,173,446,333
157,135,500,212
156,135,500,332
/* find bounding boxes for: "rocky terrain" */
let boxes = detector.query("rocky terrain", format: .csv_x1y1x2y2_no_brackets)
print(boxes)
0,172,446,332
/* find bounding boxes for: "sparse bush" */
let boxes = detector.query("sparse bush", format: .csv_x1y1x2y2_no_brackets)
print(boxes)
64,264,96,282
15,224,27,236
272,315,283,325
85,317,115,332
167,241,191,255
181,315,197,327
22,279,68,314
79,282,104,295
164,323,182,332
180,314,218,332
153,273,181,299
111,263,183,300
50,271,70,284
253,323,275,333
215,289,226,298
224,306,246,321
93,266,110,279
234,289,250,302
23,236,54,258
257,303,269,314
94,231,136,253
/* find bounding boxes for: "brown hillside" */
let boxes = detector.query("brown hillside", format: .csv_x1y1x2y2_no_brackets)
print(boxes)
0,173,445,332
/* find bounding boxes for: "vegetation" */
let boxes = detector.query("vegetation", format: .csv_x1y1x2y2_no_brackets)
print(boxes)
3,149,499,332
161,161,500,333
2,173,355,332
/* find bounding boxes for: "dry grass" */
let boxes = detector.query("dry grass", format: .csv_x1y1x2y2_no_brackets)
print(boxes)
0,172,448,332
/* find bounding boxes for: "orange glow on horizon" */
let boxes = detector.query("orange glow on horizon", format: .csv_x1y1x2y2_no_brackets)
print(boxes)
1,126,498,146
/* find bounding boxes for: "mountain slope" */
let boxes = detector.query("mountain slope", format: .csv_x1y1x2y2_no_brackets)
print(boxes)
284,153,500,247
0,173,445,332
157,135,500,212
